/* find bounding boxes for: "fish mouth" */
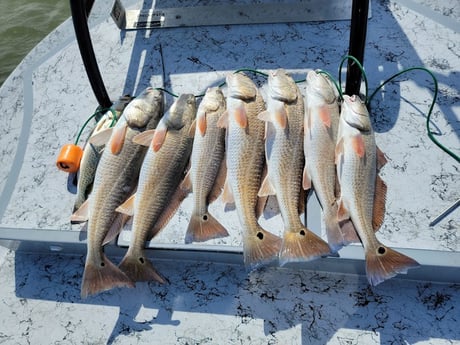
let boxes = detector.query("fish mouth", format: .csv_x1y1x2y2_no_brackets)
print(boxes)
307,70,336,103
342,95,372,131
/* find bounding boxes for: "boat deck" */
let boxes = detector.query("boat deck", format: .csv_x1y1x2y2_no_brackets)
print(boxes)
0,0,458,343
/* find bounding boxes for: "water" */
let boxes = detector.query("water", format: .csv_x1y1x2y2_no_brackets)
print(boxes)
0,0,70,86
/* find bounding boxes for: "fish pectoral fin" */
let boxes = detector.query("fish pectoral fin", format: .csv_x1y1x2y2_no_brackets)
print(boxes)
319,105,332,128
274,106,288,129
110,124,128,154
88,127,113,146
234,105,248,128
70,199,90,222
197,112,207,136
152,125,168,152
258,174,276,196
373,175,387,232
302,165,312,190
351,134,365,158
217,110,229,129
133,129,155,146
116,194,136,216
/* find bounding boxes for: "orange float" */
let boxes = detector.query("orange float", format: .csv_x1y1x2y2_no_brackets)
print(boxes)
56,143,83,173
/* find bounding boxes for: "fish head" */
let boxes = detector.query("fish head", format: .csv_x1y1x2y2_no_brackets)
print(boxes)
124,88,164,128
226,72,257,101
341,95,372,131
167,93,197,129
306,70,337,104
201,87,226,112
268,69,298,104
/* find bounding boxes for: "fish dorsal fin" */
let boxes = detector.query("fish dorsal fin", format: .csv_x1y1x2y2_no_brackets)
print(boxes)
152,122,168,152
208,156,227,204
258,174,276,196
180,170,193,193
133,129,155,146
351,134,365,158
103,213,130,245
372,175,387,231
376,146,388,171
319,105,331,128
116,194,135,217
302,165,312,190
110,124,128,154
255,195,269,219
221,177,234,204
233,105,248,128
197,112,207,136
217,110,229,129
70,199,90,222
88,127,113,146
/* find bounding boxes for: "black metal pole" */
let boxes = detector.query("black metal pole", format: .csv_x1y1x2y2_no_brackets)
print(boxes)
345,0,369,96
69,0,112,109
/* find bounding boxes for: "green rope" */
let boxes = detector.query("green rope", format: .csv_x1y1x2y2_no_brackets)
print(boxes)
339,55,368,101
74,107,111,145
315,69,344,101
368,67,459,164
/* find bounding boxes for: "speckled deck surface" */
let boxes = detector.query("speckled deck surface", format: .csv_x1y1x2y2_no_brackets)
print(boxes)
0,0,458,343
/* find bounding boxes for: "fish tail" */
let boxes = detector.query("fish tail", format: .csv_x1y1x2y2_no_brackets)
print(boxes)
243,227,282,268
279,226,331,266
119,250,166,284
365,245,420,286
81,254,135,298
185,211,229,244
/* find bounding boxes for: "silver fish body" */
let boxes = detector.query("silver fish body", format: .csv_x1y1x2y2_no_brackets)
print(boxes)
119,93,197,282
223,72,281,268
304,70,354,251
185,87,228,243
81,87,164,298
336,94,419,286
74,96,133,212
260,69,330,264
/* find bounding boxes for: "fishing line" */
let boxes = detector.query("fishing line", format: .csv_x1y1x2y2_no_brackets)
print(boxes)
74,107,115,145
315,69,344,101
368,67,459,164
339,55,368,101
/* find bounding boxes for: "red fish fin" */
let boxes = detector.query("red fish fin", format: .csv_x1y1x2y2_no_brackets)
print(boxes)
149,180,192,240
185,211,229,244
119,250,166,283
351,134,365,158
255,195,269,219
197,112,207,136
116,194,136,217
376,145,388,171
217,110,229,128
372,175,387,231
339,218,360,243
221,178,234,204
70,199,89,223
180,170,193,193
88,127,113,146
110,124,128,154
103,213,130,245
152,126,168,152
258,175,276,197
234,105,248,128
208,157,227,204
133,129,155,146
279,227,331,266
302,165,312,190
365,245,419,286
81,254,134,298
335,138,344,165
319,105,331,128
274,107,287,129
243,228,282,268
337,199,350,222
